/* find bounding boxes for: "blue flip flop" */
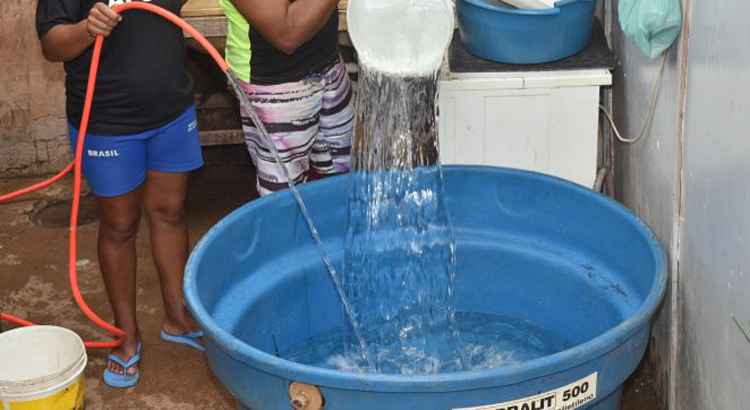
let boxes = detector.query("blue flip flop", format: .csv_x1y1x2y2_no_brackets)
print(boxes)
160,329,205,352
103,342,142,389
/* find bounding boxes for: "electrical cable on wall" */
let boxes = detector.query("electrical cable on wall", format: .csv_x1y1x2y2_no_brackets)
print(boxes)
599,51,668,144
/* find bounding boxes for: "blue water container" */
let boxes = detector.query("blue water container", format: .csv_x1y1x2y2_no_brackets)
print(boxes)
457,0,598,64
185,166,666,410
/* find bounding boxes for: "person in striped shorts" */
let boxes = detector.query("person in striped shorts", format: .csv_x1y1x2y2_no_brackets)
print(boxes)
221,0,354,196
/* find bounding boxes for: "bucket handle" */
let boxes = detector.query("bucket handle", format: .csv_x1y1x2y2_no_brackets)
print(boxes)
463,0,595,16
555,0,596,7
462,0,560,16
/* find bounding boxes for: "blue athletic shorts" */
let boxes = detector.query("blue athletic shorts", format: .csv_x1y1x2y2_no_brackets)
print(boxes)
68,105,204,198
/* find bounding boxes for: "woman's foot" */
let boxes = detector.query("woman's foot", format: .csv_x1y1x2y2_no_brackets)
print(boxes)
104,336,142,388
161,306,205,351
108,334,141,375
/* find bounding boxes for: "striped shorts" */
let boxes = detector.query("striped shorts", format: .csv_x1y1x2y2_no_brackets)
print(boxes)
237,60,354,196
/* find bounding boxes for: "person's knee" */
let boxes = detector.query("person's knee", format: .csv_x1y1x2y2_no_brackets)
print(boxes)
146,197,186,226
100,214,140,244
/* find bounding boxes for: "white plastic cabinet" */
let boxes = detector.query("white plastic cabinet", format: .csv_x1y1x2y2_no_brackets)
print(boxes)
438,68,611,188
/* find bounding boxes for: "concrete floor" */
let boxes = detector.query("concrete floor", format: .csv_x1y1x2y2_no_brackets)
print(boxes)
0,146,661,409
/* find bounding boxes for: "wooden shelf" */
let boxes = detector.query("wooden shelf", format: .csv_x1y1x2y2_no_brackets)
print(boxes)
182,0,223,18
338,0,348,31
183,0,349,31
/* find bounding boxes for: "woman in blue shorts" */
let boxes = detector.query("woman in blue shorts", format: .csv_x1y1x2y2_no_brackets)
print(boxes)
36,0,203,388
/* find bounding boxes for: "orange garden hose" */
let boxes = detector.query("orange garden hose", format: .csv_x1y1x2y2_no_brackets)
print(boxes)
0,2,229,349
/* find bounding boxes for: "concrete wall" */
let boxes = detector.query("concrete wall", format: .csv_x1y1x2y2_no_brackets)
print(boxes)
611,0,750,408
0,0,71,177
608,1,686,407
676,1,750,408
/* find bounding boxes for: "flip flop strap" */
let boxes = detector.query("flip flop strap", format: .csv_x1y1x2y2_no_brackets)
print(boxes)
108,352,141,371
163,329,203,339
107,342,142,372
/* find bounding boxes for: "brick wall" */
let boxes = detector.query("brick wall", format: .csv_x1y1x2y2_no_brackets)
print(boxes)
0,0,71,177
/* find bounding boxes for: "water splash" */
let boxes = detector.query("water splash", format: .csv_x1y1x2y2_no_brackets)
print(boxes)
226,72,375,370
227,0,465,374
283,312,571,374
341,66,465,374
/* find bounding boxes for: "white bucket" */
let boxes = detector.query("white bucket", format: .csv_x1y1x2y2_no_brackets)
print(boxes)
0,326,87,410
347,0,454,75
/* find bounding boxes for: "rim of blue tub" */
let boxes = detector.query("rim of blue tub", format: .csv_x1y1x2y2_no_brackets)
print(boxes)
459,0,595,16
185,165,667,393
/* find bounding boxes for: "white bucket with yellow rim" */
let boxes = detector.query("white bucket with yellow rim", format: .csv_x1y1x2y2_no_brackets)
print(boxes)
0,326,87,410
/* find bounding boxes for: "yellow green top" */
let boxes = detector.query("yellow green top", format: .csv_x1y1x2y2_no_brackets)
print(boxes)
219,0,251,82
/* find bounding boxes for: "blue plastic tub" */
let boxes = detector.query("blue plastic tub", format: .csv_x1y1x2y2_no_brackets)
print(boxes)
457,0,598,64
185,166,666,410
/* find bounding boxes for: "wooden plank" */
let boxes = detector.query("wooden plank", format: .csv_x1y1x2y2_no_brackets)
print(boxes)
338,0,349,31
183,0,349,31
182,0,223,17
183,16,227,38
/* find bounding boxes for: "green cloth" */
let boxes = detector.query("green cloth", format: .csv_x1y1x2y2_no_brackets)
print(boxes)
220,0,251,82
619,0,682,59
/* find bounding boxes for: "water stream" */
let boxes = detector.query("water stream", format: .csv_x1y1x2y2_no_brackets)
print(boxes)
341,67,465,374
226,72,375,370
228,0,531,375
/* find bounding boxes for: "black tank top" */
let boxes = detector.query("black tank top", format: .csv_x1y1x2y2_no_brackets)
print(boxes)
249,10,339,84
36,0,194,135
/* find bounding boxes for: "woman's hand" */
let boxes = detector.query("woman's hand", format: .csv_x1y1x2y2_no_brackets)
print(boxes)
87,3,122,38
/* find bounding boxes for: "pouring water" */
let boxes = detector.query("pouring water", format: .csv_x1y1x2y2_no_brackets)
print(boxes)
335,0,473,374
228,0,467,374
